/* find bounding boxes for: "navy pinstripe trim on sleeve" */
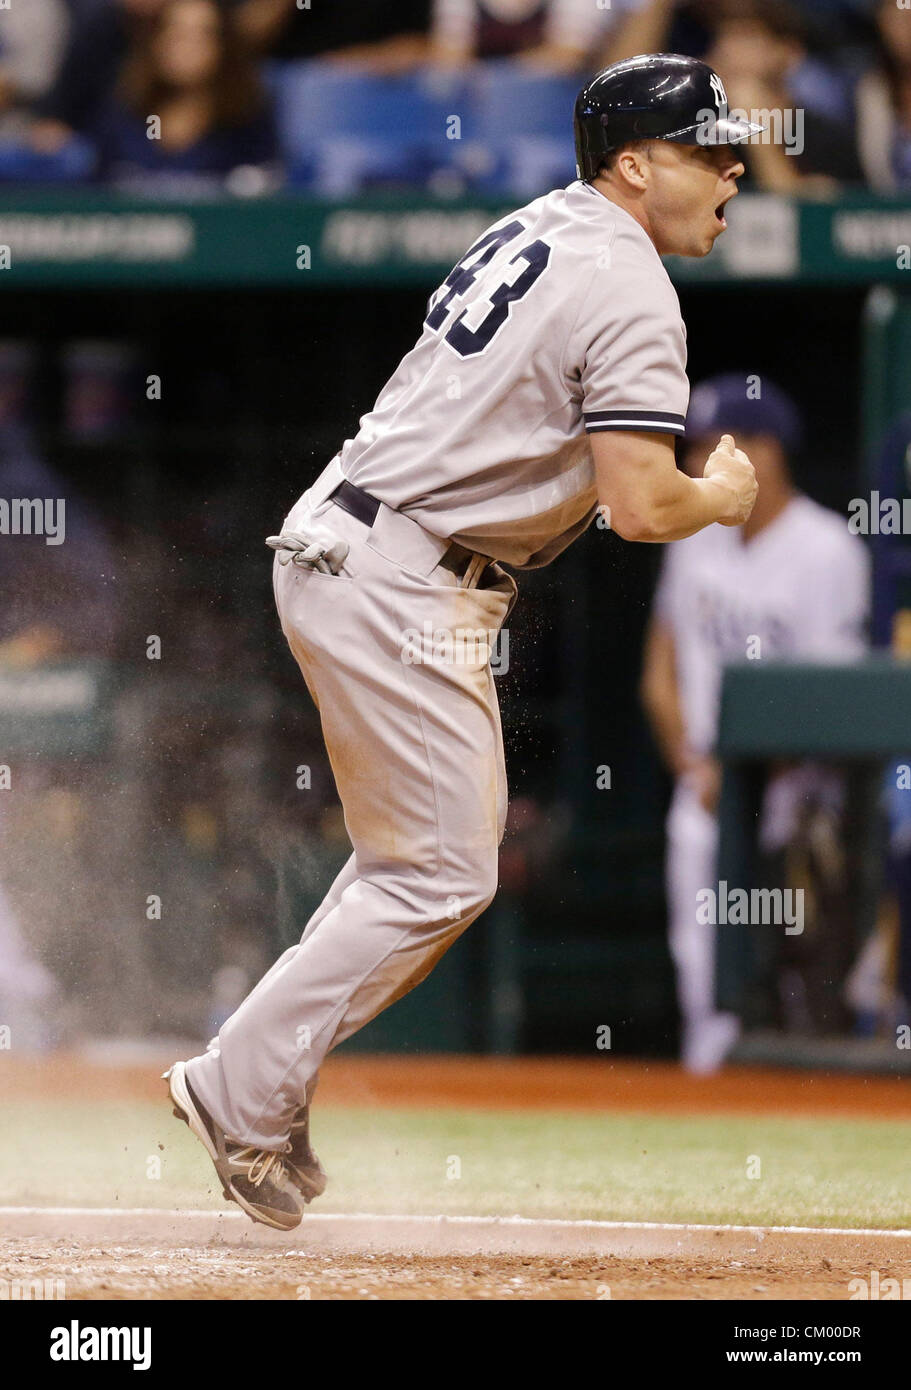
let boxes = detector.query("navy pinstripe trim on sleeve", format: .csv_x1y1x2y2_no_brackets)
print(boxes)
584,409,686,436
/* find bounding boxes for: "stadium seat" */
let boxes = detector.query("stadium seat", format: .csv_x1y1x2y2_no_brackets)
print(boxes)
269,62,471,196
0,136,95,184
267,60,579,196
464,62,579,196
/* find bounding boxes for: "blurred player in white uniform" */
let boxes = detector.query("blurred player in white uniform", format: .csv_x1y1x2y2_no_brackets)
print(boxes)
165,55,763,1230
641,376,870,1073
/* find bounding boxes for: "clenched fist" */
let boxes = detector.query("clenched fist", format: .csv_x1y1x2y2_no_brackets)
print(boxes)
703,434,758,526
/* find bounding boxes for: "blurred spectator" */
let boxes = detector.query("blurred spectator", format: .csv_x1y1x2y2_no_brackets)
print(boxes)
62,340,138,444
32,0,166,154
88,0,278,193
704,0,863,191
430,0,637,73
605,0,864,191
603,0,735,66
237,0,432,73
855,0,911,191
0,0,69,136
640,375,869,1072
15,0,896,195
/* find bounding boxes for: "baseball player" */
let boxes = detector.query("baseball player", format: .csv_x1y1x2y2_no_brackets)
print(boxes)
165,53,761,1228
641,376,870,1072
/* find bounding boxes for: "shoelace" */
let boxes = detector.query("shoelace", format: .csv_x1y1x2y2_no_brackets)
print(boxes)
230,1145,289,1189
265,531,350,575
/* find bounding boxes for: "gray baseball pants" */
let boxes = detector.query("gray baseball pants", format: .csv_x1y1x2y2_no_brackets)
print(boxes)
184,458,516,1149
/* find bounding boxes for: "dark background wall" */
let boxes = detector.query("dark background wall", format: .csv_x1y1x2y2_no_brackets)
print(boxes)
2,279,868,1050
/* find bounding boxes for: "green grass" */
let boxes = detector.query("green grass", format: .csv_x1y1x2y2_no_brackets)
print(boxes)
2,1101,909,1229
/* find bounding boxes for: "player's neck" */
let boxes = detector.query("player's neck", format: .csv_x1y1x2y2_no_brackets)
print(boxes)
589,177,657,248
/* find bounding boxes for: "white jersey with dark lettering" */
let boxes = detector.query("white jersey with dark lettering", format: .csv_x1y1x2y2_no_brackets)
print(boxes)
335,180,690,569
654,495,871,756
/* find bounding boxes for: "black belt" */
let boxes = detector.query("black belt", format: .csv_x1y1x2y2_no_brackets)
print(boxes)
329,478,485,580
330,478,380,528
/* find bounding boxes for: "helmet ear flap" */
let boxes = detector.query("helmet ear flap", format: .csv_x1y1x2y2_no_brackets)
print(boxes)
573,100,610,181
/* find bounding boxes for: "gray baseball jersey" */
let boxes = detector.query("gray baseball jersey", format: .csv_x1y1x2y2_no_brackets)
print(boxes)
337,180,690,568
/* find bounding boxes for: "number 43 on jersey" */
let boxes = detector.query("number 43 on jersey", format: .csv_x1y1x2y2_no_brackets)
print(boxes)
425,221,552,359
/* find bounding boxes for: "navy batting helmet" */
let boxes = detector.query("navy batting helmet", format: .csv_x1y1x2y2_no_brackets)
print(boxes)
685,375,804,452
574,53,763,181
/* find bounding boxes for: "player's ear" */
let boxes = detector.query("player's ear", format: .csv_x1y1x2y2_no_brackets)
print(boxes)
615,145,650,192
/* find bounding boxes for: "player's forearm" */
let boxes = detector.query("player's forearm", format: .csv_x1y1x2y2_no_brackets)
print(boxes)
608,472,729,543
647,706,691,776
234,0,293,50
326,34,430,72
640,618,691,775
601,0,676,66
640,674,690,776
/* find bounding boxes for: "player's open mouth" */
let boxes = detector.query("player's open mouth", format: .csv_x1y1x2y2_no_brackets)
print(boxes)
714,189,738,228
